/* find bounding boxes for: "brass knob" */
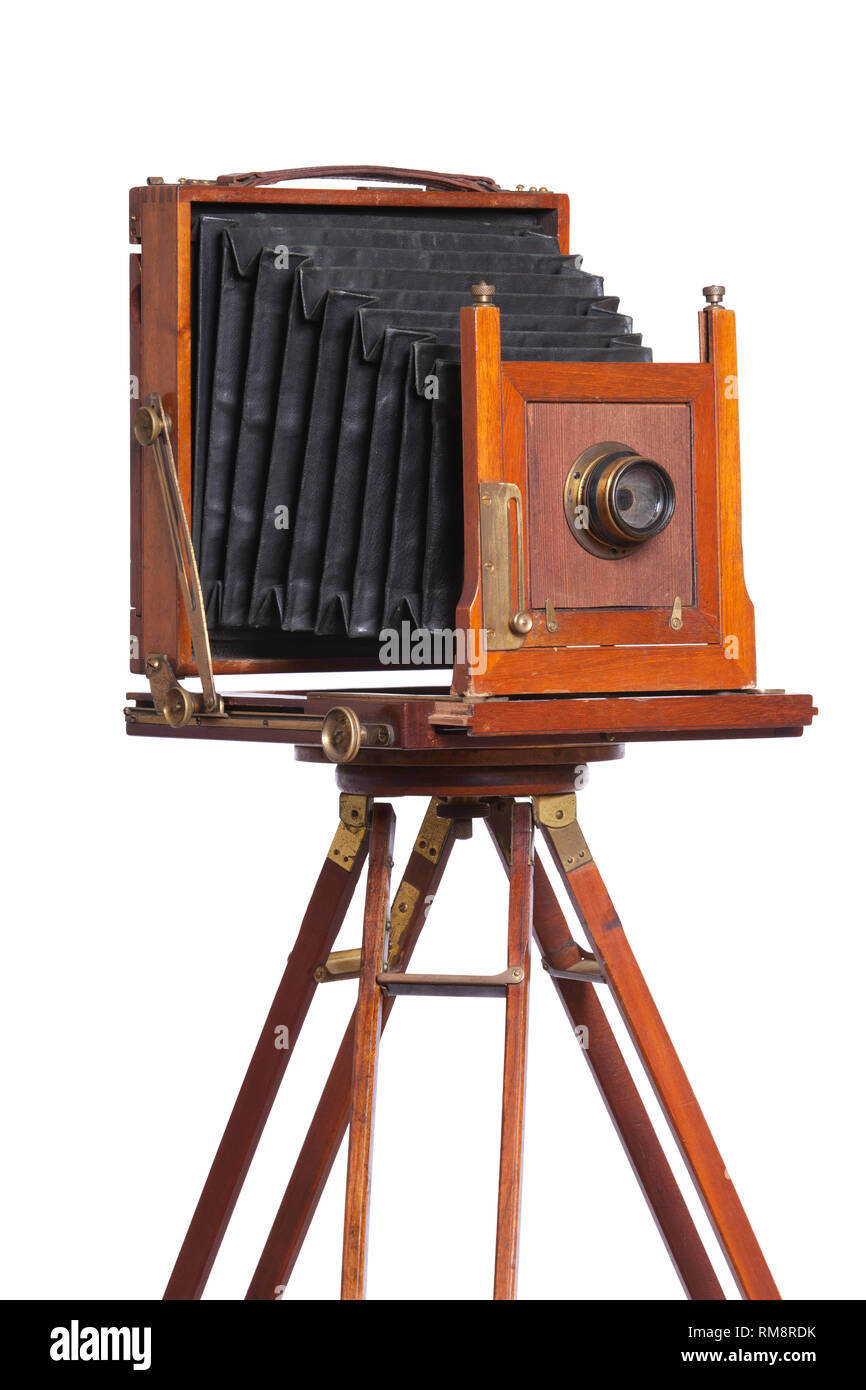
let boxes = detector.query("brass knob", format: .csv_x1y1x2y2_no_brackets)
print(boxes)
702,284,726,307
321,706,363,764
134,405,163,446
471,282,496,305
162,685,196,728
510,611,533,636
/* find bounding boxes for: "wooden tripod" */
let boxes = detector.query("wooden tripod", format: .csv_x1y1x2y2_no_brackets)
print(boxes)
163,771,780,1302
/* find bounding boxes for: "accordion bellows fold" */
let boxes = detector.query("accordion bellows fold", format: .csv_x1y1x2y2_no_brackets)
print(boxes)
191,206,652,642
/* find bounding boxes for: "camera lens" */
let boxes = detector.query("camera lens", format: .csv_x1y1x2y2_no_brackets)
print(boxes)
611,461,673,537
564,442,676,557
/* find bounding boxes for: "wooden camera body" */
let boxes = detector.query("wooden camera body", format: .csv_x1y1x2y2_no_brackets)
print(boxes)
127,165,813,751
455,294,752,696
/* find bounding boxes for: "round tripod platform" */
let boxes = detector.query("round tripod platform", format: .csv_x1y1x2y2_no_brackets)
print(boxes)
296,740,622,796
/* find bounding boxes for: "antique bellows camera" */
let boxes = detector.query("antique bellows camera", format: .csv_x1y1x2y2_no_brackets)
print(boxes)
127,166,814,1303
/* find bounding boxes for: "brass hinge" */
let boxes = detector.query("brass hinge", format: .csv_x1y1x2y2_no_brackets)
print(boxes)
387,881,421,968
413,799,454,863
313,948,362,983
328,795,372,872
542,957,605,984
532,794,592,873
144,653,217,727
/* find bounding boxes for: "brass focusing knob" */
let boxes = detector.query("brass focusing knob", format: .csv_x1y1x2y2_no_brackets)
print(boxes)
471,282,496,305
702,284,726,307
133,405,163,446
510,611,534,636
321,706,364,764
162,684,197,728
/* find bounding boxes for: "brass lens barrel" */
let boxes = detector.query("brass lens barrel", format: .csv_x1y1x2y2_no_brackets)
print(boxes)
564,441,676,559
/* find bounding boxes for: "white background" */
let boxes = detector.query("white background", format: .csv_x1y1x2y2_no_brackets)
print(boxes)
2,0,863,1302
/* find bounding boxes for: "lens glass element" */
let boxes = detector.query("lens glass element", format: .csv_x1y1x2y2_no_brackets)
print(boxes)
613,462,669,534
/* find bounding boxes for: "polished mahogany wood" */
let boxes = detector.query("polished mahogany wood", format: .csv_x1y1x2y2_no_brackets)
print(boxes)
527,402,695,610
132,191,186,675
430,691,817,739
341,804,396,1299
127,686,815,752
453,305,758,695
700,305,755,684
335,763,610,798
247,803,456,1298
164,821,370,1299
544,836,780,1300
130,252,142,632
133,184,569,254
457,300,501,662
481,814,724,1299
529,858,724,1300
493,804,533,1299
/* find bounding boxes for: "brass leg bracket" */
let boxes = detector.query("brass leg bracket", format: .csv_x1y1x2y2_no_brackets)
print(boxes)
328,795,372,872
387,799,455,967
313,949,362,983
532,794,592,873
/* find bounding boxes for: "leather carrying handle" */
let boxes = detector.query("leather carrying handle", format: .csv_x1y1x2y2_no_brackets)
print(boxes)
216,164,500,192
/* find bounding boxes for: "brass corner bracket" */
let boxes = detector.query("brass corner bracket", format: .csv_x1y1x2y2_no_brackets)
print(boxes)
328,795,373,872
532,794,593,873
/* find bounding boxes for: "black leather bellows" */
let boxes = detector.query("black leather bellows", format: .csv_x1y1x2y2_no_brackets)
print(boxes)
190,205,652,650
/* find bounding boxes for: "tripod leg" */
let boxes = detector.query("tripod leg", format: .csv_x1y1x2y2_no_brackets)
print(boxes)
246,799,456,1299
164,795,372,1300
486,809,723,1300
540,806,780,1300
341,804,395,1299
494,802,533,1299
532,858,724,1300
